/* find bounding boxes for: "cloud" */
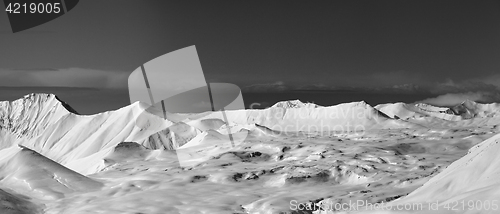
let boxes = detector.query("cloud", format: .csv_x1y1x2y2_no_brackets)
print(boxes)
242,81,288,92
473,74,500,89
322,70,427,89
0,68,129,88
428,79,499,94
418,91,500,106
294,83,335,90
366,71,426,87
329,71,500,93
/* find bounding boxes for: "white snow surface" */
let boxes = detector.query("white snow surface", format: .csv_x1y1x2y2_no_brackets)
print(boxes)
1,93,500,214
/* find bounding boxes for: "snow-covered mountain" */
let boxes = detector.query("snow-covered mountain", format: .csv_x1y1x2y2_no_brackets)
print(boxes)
382,131,500,213
0,145,103,200
375,100,500,121
0,94,497,175
1,93,500,214
271,99,319,108
0,95,410,173
0,93,174,174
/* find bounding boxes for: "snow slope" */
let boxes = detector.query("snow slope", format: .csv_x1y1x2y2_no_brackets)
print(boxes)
1,94,497,175
0,94,414,175
271,99,320,108
368,132,500,214
0,188,41,214
0,93,173,174
0,95,412,174
200,101,414,133
376,100,500,121
0,145,103,200
1,94,500,214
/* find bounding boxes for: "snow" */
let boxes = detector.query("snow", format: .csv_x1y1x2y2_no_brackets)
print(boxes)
376,101,500,121
0,94,173,174
1,93,500,214
271,99,320,108
372,132,500,213
0,145,103,200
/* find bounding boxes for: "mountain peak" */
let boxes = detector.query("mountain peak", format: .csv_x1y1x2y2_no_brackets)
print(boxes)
19,93,54,102
9,93,80,115
27,93,77,113
272,100,318,108
354,100,369,106
0,93,79,138
53,95,79,114
460,99,478,106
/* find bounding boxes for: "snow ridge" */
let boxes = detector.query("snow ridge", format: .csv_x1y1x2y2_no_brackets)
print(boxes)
271,99,319,108
0,93,73,139
0,93,173,174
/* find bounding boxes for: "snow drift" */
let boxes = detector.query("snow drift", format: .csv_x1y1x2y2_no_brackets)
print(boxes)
0,145,103,200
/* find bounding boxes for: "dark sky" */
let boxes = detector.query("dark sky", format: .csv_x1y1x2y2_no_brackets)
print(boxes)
1,0,500,113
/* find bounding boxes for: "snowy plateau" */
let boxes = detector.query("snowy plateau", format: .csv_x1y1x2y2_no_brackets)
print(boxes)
1,93,500,214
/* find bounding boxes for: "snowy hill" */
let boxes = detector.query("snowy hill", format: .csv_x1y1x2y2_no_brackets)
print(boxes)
376,100,500,122
375,103,425,119
0,93,173,174
0,94,407,174
354,131,500,214
0,94,497,174
1,93,500,214
271,99,319,108
199,101,413,132
0,145,103,200
449,100,500,119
